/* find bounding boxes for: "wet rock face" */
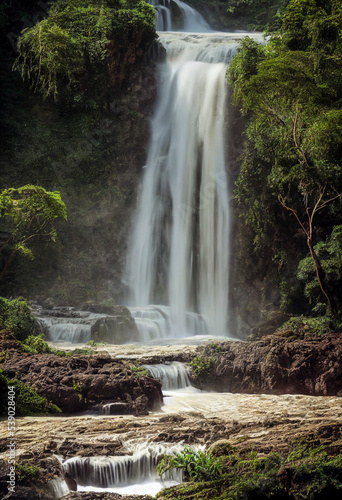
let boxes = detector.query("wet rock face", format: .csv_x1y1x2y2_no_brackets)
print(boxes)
1,349,162,414
91,307,139,344
190,334,342,397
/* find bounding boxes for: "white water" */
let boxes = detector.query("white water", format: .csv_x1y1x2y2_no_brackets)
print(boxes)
147,0,211,32
39,316,94,343
125,28,264,339
144,361,192,390
129,304,208,341
49,477,70,499
63,442,184,493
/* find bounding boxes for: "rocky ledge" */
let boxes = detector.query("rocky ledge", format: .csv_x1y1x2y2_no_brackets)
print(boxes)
0,336,162,415
190,333,342,396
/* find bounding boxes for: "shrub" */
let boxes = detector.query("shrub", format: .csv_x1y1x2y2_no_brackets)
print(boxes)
5,378,61,416
0,297,39,342
157,446,223,482
189,355,216,377
276,315,341,337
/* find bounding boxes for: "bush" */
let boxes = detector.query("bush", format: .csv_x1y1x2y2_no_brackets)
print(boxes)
1,377,61,416
189,355,216,377
276,315,341,337
0,297,39,341
21,333,52,354
157,444,342,499
157,446,223,482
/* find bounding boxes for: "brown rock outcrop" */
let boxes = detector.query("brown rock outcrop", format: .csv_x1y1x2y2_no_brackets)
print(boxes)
1,345,162,414
191,333,342,396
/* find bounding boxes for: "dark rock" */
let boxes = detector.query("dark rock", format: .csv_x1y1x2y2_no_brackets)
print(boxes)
1,341,163,414
90,306,139,344
190,333,342,396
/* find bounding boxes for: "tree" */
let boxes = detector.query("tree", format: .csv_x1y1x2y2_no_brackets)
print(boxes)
279,188,342,314
227,0,342,319
0,185,67,279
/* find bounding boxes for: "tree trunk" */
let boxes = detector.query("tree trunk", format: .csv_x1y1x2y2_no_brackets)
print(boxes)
307,236,337,315
0,250,16,281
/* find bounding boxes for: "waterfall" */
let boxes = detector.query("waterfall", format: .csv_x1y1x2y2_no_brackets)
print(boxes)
39,316,93,343
63,442,184,491
147,0,211,32
144,362,192,390
49,478,70,499
128,305,207,342
124,29,250,339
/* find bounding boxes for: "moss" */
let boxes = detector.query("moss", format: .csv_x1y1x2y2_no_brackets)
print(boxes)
0,376,61,416
189,355,217,377
157,444,342,500
15,460,40,484
129,362,149,377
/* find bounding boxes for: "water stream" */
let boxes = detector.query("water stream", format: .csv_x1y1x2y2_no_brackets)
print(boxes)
124,15,264,340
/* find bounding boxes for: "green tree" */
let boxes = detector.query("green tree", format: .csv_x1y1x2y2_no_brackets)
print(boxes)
0,185,67,279
227,0,342,318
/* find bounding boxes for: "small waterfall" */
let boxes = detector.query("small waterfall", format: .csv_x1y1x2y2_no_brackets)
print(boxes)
39,317,93,343
63,442,183,490
128,305,207,341
49,478,70,499
147,0,211,32
144,362,192,390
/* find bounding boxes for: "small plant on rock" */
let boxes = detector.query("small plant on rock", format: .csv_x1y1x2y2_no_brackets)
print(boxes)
157,446,223,482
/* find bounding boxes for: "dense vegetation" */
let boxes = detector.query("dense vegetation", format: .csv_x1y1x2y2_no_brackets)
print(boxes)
157,443,342,499
0,369,61,416
9,0,155,106
188,0,290,31
228,0,342,326
0,185,67,279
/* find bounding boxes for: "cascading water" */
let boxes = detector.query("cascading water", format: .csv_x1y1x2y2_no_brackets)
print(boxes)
63,442,185,495
124,23,263,338
147,0,211,32
144,361,192,390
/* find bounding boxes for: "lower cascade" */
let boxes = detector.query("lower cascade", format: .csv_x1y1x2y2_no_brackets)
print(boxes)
63,442,184,492
143,361,192,390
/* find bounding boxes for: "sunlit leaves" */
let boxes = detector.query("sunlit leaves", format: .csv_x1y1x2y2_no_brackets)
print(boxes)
0,185,67,272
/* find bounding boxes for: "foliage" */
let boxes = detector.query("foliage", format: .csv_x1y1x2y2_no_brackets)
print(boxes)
189,355,216,377
14,0,156,105
276,315,341,337
188,0,290,31
0,297,40,342
0,376,61,416
157,443,342,499
297,225,342,313
129,362,149,377
15,461,40,483
227,0,342,320
157,446,223,482
0,185,67,278
22,333,52,353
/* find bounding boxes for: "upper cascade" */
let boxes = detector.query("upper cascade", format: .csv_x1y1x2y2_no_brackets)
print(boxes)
124,2,265,339
147,0,211,32
158,31,264,64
